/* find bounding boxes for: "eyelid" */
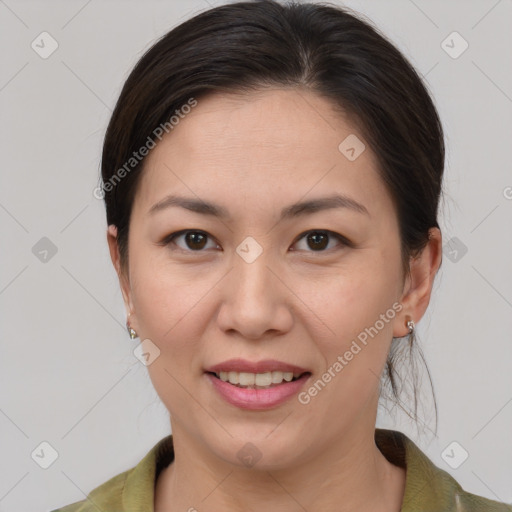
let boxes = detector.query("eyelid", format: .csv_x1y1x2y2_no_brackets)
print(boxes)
291,229,352,251
161,229,220,251
161,229,352,253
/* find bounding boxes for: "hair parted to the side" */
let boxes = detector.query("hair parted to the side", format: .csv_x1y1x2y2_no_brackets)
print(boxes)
101,0,444,434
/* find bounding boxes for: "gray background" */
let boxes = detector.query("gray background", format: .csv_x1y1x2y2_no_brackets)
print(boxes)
0,0,511,510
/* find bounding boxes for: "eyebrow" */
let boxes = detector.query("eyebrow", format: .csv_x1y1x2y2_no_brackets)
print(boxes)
148,193,369,220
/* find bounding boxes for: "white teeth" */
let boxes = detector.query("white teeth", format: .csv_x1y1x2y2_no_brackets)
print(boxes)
271,371,284,384
255,372,272,386
238,372,255,386
214,370,303,387
283,372,293,382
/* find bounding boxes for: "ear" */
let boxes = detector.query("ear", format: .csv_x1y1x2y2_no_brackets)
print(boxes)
393,227,442,337
107,224,135,324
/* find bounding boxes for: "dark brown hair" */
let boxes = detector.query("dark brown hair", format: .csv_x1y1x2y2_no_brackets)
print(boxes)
101,0,444,432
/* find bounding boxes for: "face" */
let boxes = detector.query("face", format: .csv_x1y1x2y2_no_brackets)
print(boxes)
112,88,415,469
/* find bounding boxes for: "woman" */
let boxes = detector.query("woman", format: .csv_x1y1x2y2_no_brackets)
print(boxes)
52,0,511,510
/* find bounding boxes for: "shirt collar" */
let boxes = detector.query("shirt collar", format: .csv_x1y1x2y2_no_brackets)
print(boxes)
121,428,470,512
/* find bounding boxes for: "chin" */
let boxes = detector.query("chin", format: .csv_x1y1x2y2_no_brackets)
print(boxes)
204,426,305,471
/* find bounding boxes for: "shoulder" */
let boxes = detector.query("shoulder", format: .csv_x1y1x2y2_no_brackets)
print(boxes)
49,434,174,512
405,457,512,512
375,428,512,512
415,466,512,511
48,470,129,511
454,491,512,511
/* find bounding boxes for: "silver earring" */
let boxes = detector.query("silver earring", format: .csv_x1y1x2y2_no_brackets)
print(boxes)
406,319,415,334
126,321,138,340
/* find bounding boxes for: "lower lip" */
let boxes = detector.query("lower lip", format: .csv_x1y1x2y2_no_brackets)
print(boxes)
205,372,310,410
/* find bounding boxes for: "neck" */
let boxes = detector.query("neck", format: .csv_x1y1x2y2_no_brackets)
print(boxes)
155,418,405,512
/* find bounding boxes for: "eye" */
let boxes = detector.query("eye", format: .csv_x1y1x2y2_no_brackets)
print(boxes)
291,230,350,253
161,229,350,253
162,230,219,252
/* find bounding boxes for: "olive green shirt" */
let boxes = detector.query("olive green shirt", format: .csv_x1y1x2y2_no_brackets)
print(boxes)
51,428,511,511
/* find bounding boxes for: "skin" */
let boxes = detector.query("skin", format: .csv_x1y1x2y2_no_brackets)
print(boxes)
107,88,442,512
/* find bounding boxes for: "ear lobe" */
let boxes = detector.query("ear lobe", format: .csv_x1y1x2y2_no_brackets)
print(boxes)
106,224,134,316
393,228,442,337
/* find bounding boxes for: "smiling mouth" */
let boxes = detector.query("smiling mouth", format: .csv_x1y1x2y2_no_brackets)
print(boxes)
207,370,310,389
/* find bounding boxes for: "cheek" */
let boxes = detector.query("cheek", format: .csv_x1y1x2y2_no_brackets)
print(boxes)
292,248,403,414
131,267,208,350
298,251,402,348
129,261,213,418
128,235,190,324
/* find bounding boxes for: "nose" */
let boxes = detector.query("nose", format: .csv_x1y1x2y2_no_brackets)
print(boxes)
216,249,294,340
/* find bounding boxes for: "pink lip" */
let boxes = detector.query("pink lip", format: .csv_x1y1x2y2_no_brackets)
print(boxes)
204,358,311,410
205,373,311,410
205,358,309,374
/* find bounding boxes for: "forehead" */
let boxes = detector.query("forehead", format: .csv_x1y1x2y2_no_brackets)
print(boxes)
134,88,392,221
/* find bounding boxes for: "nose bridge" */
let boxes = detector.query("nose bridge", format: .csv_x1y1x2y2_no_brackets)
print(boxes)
233,239,277,307
217,237,292,338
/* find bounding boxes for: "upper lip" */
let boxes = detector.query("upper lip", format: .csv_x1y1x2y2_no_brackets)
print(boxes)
205,358,310,375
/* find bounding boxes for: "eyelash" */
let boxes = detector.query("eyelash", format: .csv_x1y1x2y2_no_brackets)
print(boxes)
161,229,352,254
